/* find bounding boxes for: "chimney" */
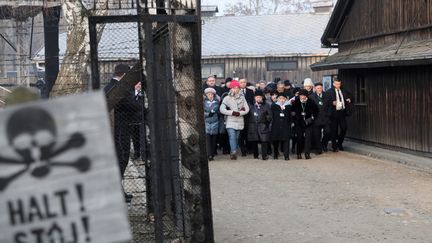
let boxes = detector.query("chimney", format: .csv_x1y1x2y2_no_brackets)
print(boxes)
201,5,219,17
311,0,334,13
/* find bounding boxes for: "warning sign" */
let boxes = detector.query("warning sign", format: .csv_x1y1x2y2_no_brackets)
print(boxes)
0,92,131,243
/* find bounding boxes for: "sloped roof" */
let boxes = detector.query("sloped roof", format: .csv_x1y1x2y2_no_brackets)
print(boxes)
311,39,432,70
33,22,140,61
97,22,139,60
34,13,334,61
202,13,334,58
320,0,354,47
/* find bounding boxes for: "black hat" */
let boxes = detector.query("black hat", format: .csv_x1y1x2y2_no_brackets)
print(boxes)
276,92,287,99
254,90,265,98
273,77,281,83
265,83,277,93
292,87,301,94
284,80,291,86
225,77,233,83
314,82,323,87
114,64,130,76
298,89,309,96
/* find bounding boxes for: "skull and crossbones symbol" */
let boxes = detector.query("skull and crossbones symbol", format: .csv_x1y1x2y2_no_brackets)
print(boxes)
0,107,91,191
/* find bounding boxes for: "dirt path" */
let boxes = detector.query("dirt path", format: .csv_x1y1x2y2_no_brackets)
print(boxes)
210,152,432,243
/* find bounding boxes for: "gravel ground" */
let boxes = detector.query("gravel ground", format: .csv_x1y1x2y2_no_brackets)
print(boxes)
209,152,432,243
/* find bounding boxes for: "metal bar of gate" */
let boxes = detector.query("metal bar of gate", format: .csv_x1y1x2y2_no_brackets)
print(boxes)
136,3,153,216
192,0,215,237
88,18,100,90
142,14,165,243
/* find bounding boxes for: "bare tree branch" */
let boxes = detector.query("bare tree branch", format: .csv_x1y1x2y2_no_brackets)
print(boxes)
225,0,312,16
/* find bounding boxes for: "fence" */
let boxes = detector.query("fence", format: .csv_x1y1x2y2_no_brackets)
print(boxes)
88,1,214,242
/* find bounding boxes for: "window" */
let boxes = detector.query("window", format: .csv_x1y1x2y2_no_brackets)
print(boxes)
356,75,366,104
201,63,224,79
267,61,298,71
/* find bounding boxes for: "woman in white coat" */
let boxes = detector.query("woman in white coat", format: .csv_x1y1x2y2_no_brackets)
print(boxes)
219,80,250,160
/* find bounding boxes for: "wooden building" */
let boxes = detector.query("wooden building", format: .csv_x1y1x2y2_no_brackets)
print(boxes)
311,0,432,156
201,10,336,85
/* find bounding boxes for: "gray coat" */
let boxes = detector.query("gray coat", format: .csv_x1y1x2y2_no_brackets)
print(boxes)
247,102,272,142
204,98,220,135
219,95,250,130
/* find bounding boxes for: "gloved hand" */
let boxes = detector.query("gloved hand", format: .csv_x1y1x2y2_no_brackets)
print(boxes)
232,111,241,117
240,107,246,111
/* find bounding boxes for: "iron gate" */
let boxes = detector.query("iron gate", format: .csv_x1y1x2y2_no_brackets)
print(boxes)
88,1,213,242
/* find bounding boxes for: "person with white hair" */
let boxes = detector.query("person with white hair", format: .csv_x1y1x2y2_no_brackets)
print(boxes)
204,87,220,161
303,78,314,96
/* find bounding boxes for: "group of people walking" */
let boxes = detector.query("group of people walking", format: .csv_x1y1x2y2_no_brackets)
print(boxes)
203,75,352,161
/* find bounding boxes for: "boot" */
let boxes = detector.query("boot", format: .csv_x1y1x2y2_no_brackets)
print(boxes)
305,153,311,160
297,154,302,160
230,152,237,160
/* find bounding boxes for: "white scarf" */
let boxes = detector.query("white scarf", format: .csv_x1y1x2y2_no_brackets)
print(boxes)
335,89,345,110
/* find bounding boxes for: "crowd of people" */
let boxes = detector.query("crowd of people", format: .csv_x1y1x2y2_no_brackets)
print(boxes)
105,63,353,201
203,75,352,161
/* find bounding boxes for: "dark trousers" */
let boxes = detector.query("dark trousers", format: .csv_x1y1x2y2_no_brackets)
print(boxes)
313,124,330,152
218,133,230,154
330,112,348,149
251,141,269,159
114,123,132,178
206,134,218,157
238,129,248,155
272,141,290,159
296,126,314,155
291,125,297,153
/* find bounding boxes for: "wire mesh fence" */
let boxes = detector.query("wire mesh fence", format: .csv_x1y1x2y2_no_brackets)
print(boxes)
90,3,213,242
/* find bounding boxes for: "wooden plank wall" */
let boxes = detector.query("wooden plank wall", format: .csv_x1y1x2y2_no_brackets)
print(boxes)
202,56,336,86
338,0,432,52
340,66,432,154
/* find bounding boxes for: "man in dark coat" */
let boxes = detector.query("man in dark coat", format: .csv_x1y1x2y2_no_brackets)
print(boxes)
325,78,352,152
104,64,140,202
239,78,255,104
104,64,136,176
292,89,319,160
247,90,272,160
202,75,224,97
130,81,144,160
270,93,292,160
289,87,301,154
309,82,331,154
284,80,294,98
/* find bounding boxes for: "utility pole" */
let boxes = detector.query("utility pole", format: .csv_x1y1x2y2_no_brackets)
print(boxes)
15,21,21,86
0,21,5,80
42,6,61,98
15,20,32,87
